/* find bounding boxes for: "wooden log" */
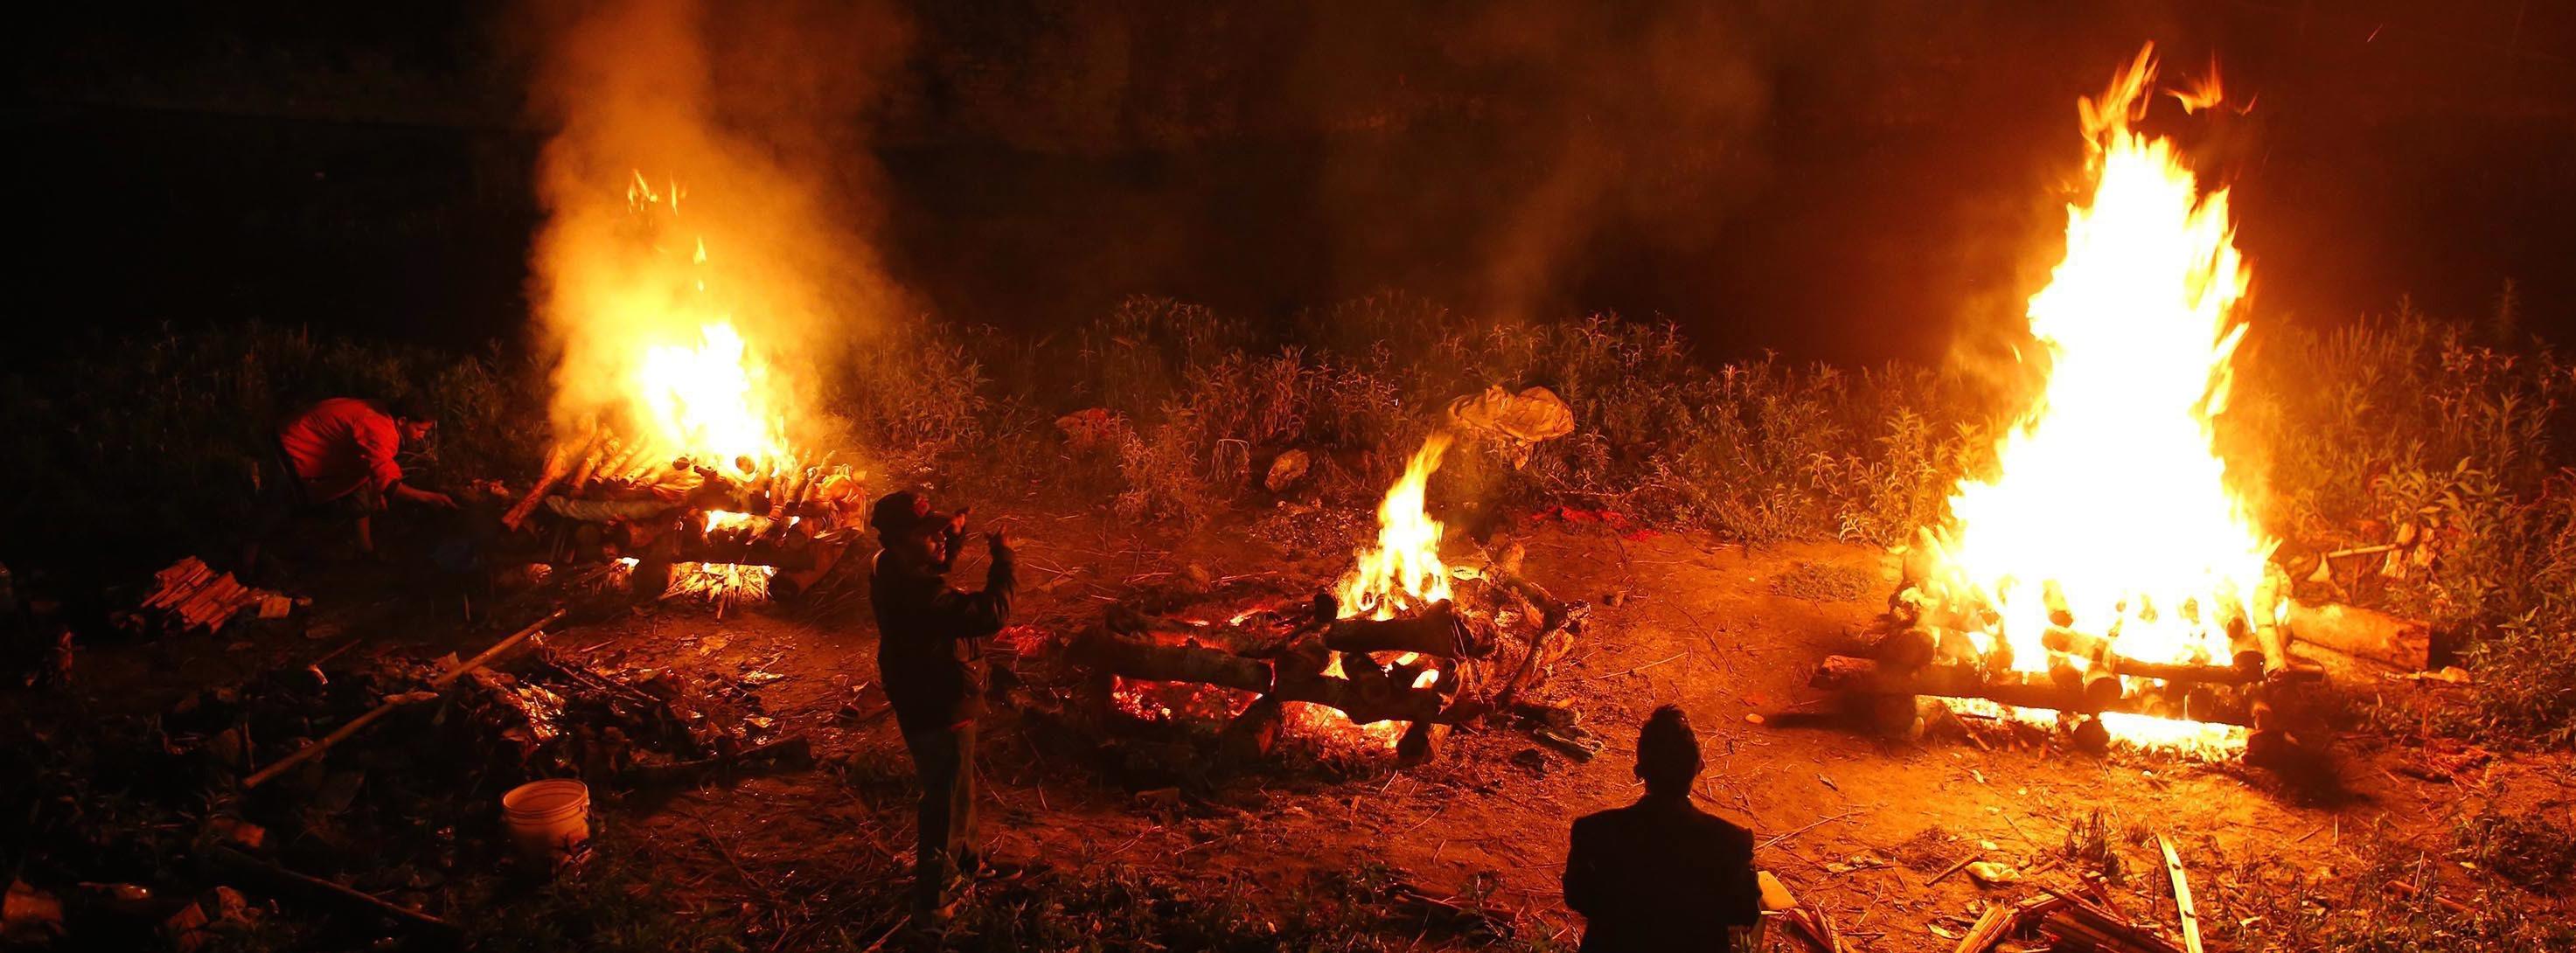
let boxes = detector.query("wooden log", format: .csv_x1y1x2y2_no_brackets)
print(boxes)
206,846,455,935
1078,633,1274,694
1325,601,1467,657
1396,719,1447,764
2032,883,2186,953
567,438,612,491
1491,623,1576,710
1954,903,2015,953
244,609,566,788
1220,696,1288,761
2110,656,2260,685
2252,574,2292,676
1872,625,1937,671
1271,673,1444,726
1808,657,2257,727
2282,602,2432,671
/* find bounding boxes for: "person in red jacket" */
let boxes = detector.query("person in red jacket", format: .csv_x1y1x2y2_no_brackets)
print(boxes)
1564,705,1762,952
243,396,455,573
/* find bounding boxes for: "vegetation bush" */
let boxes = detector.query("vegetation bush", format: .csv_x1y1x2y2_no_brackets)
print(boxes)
0,323,537,575
7,290,2570,748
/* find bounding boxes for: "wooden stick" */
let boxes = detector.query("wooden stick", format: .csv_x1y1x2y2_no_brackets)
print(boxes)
2158,834,2203,953
1928,853,1980,885
207,846,455,934
1954,902,2014,953
243,609,566,788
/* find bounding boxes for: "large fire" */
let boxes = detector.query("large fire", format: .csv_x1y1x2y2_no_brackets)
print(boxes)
1336,435,1455,621
1915,46,2270,753
548,173,822,605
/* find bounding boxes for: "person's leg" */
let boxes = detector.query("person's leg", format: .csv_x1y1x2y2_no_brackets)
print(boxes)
902,726,962,912
949,720,978,873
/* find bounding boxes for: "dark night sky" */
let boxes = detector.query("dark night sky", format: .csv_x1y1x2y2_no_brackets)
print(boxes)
10,1,2573,366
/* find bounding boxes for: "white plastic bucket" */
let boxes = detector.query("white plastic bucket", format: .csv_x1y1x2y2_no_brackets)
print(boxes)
501,779,590,862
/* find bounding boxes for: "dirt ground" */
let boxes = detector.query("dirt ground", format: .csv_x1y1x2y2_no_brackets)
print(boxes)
35,490,2576,950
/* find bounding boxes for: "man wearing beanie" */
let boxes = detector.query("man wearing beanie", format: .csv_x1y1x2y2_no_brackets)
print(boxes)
867,490,1015,920
1564,705,1761,951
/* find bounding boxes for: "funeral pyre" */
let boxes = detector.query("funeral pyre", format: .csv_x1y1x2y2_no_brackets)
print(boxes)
504,174,867,609
1015,435,1591,762
1815,47,2329,760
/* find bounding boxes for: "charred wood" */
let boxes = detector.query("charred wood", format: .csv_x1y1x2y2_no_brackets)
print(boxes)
1078,633,1276,694
1809,656,2257,726
1325,602,1472,657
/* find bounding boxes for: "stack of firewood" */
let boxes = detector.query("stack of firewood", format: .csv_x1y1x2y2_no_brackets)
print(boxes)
1797,544,2356,749
499,425,865,532
1038,549,1590,763
135,558,297,633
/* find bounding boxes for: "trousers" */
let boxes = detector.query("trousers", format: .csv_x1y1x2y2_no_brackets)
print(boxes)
901,720,977,908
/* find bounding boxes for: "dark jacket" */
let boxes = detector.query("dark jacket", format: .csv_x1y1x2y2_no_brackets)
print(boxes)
871,538,1014,733
1564,794,1759,952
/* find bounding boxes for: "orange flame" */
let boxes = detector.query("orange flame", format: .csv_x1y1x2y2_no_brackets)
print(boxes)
1336,435,1454,620
1923,45,2273,752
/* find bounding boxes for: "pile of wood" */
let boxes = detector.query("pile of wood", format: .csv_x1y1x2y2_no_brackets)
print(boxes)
1815,557,2344,752
493,425,868,595
1951,889,2191,953
1036,547,1589,763
129,558,297,634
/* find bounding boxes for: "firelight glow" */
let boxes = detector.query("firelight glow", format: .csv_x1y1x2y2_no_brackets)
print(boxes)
635,322,790,473
1922,46,2276,748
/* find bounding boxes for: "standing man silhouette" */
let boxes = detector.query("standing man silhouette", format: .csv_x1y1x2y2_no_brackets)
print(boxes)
1564,705,1761,951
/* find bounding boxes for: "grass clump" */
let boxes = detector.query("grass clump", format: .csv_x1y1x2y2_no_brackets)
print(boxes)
1769,561,1874,602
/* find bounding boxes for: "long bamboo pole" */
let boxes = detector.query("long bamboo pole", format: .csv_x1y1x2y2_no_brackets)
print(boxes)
242,609,566,789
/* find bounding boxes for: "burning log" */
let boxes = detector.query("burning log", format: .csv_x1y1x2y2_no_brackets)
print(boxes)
1324,601,1471,657
1220,696,1288,760
1273,672,1445,725
505,437,588,530
1079,632,1274,694
567,438,613,492
1808,656,2257,727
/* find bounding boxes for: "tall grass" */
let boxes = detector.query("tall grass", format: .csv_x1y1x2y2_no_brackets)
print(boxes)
8,292,2570,747
0,323,536,574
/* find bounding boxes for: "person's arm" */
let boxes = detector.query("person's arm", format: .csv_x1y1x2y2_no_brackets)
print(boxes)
355,417,453,508
1727,829,1762,928
389,482,456,509
1563,817,1605,920
925,532,1015,636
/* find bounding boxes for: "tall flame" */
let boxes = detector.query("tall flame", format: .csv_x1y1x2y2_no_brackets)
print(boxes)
636,322,790,471
1336,435,1455,621
1931,46,2273,685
